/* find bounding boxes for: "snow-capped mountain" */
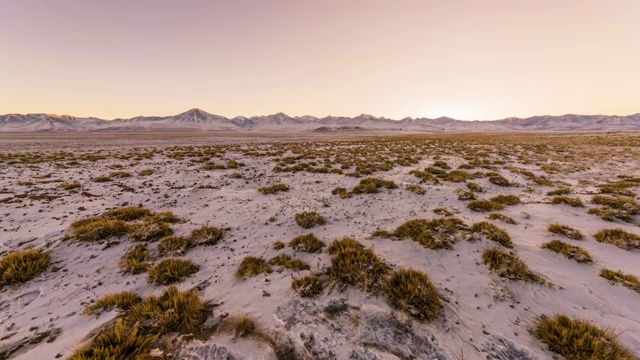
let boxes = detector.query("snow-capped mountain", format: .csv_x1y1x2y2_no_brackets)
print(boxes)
1,109,639,133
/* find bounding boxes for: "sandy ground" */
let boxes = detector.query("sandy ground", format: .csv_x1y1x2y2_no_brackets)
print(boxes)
0,132,639,359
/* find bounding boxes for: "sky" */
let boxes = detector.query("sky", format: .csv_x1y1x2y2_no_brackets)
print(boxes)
1,0,639,120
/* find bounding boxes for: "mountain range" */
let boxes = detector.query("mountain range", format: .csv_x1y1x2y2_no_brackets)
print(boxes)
1,109,639,133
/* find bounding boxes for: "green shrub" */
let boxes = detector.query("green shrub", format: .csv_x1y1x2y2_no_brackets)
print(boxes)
384,269,441,321
84,291,142,315
291,275,323,297
488,175,511,187
236,256,271,279
541,240,592,263
490,194,521,205
189,225,222,246
158,236,193,256
289,233,325,253
594,228,640,250
471,222,513,248
468,200,505,212
533,314,634,359
103,206,152,221
488,213,517,225
352,177,397,194
258,184,289,194
394,218,468,249
548,224,583,240
551,196,584,207
482,248,544,283
119,244,153,274
129,218,172,242
600,269,640,294
147,258,199,285
0,249,50,288
70,218,129,242
294,211,326,229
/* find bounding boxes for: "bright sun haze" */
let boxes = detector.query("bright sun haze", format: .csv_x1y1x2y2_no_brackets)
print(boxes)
1,0,638,120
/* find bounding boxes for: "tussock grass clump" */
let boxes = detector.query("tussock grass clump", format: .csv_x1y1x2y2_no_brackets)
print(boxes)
103,206,152,221
291,275,323,297
119,244,153,274
490,194,521,206
593,195,640,214
488,213,517,225
84,291,142,315
332,187,352,198
0,249,50,288
466,181,483,192
456,189,476,201
588,208,618,222
394,218,468,250
258,184,289,194
92,175,112,182
129,218,172,242
109,171,131,179
409,169,439,184
551,196,584,207
468,200,505,212
433,208,453,216
289,233,325,253
488,175,511,187
471,222,513,248
188,225,222,246
294,211,326,229
384,269,441,321
61,182,81,191
482,248,544,283
548,224,583,240
147,258,199,285
73,286,210,359
533,314,635,360
547,188,571,196
600,269,640,294
152,211,180,224
594,228,640,250
269,254,310,271
70,218,129,242
158,236,193,256
406,184,425,195
230,316,255,338
138,169,153,176
236,256,271,279
327,238,389,291
272,240,285,250
352,177,397,194
541,240,592,263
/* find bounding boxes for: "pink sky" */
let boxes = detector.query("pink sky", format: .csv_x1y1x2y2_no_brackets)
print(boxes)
1,0,638,120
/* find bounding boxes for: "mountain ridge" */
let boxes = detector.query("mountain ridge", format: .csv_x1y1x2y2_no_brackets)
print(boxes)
1,108,640,133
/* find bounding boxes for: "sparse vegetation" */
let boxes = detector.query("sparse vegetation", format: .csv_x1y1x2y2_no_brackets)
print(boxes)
269,254,310,270
482,248,544,283
289,233,325,253
70,218,129,242
103,206,152,221
541,240,592,263
547,188,571,196
594,228,640,250
488,174,511,187
147,258,199,285
129,217,172,242
92,175,112,182
188,225,222,246
84,291,142,315
468,200,505,212
384,269,441,321
158,236,193,256
351,177,397,194
0,249,50,288
551,196,584,207
61,182,81,190
548,224,583,240
294,211,326,229
258,183,289,194
488,213,517,224
291,275,323,297
533,314,634,359
119,244,153,274
600,269,640,294
490,194,521,205
471,222,513,248
236,256,271,279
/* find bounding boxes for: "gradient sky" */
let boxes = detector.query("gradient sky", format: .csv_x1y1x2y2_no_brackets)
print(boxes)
1,0,639,120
